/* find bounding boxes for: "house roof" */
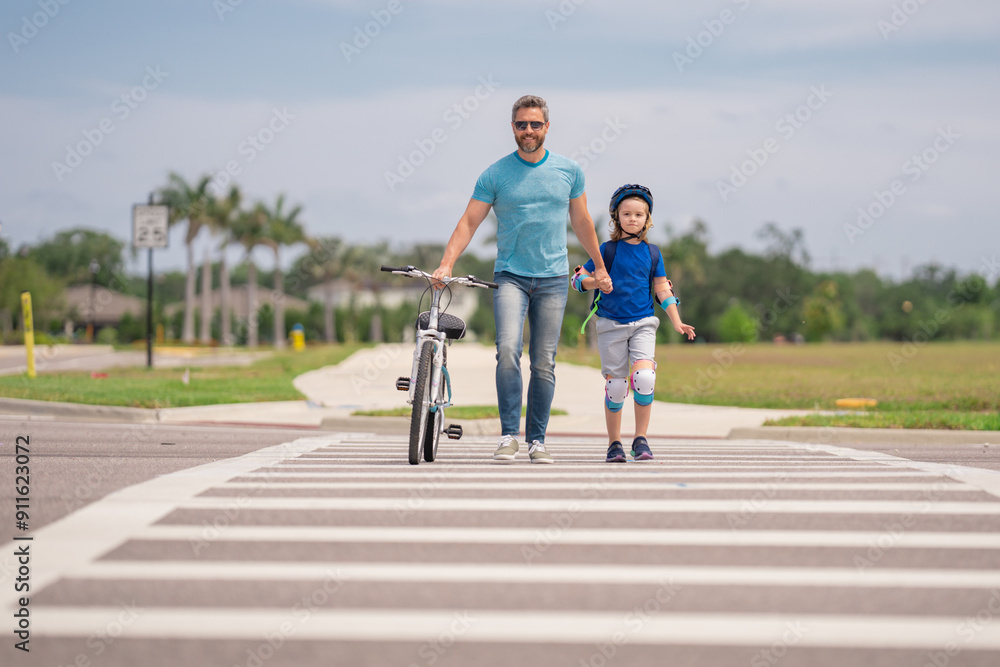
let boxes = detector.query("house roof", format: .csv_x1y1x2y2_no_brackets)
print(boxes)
64,285,146,326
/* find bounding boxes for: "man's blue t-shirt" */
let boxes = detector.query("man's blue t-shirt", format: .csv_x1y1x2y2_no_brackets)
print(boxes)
583,241,667,324
472,150,585,278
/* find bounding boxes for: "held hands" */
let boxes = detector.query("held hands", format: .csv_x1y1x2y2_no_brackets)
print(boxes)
592,266,613,293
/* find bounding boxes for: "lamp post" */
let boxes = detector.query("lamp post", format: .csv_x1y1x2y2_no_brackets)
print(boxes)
87,259,100,343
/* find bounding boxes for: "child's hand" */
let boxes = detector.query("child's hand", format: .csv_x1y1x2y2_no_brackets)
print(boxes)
675,322,696,340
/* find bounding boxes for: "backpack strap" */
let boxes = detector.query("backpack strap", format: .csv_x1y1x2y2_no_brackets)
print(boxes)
603,240,618,274
648,243,663,304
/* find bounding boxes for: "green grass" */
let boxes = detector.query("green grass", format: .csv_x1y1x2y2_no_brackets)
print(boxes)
5,340,999,430
354,405,568,419
0,344,365,409
560,340,1000,431
765,411,1000,431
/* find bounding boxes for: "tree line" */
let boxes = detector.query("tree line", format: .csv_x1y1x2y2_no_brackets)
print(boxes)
589,221,999,345
1,175,997,346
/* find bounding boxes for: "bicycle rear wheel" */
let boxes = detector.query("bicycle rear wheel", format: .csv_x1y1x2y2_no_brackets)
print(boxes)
408,340,434,465
424,404,442,462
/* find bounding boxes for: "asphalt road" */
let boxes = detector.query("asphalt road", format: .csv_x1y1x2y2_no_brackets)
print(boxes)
3,420,1000,666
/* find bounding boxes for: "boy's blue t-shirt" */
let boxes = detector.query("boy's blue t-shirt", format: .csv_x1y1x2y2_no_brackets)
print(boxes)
583,240,667,324
472,150,585,278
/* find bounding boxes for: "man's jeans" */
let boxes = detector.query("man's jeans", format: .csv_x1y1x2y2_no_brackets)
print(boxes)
493,271,567,443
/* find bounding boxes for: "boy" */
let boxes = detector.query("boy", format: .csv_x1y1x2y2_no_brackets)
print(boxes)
572,184,696,462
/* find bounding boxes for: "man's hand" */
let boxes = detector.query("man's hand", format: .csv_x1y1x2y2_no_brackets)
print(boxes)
430,265,451,290
592,266,613,293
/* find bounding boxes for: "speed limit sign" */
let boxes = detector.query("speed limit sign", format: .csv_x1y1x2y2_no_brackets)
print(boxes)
133,204,169,248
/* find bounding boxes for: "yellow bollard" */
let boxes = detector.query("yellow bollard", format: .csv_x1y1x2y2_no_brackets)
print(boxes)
21,292,36,378
291,324,305,352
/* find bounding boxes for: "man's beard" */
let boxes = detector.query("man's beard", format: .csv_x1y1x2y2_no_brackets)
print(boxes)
517,133,545,154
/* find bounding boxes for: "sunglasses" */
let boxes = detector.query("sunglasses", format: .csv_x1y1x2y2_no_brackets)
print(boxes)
513,121,546,131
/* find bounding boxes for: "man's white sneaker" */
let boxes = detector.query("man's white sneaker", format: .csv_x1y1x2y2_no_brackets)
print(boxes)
493,435,519,461
528,440,554,464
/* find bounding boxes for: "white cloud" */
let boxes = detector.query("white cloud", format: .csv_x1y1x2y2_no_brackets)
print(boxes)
2,1,998,282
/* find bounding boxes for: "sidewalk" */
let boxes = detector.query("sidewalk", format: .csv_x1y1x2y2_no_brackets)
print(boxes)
0,343,807,437
293,342,812,438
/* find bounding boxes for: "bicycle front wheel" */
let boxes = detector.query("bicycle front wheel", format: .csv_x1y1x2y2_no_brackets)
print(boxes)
408,340,434,465
424,345,446,462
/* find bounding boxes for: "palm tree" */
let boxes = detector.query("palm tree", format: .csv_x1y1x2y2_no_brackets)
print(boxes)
299,236,346,344
157,172,212,344
341,242,387,343
260,194,305,350
206,186,242,345
230,203,269,347
200,246,212,343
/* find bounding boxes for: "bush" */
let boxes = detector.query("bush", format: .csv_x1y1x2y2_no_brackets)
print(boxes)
801,280,846,342
717,302,758,343
96,327,118,344
33,332,69,345
118,311,145,343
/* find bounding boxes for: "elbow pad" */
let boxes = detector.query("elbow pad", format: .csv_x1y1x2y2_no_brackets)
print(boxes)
658,296,679,310
571,271,588,293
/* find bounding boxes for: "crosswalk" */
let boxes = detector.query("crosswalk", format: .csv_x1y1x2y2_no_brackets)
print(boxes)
11,435,1000,666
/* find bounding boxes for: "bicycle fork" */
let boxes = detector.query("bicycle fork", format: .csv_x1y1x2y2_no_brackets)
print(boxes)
406,330,462,440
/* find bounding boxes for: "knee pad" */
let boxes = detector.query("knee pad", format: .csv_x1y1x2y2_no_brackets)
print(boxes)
605,377,628,412
631,367,656,406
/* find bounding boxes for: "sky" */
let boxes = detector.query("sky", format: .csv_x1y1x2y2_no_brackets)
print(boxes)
1,0,998,281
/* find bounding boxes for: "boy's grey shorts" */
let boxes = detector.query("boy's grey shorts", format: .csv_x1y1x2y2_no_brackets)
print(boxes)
595,315,659,378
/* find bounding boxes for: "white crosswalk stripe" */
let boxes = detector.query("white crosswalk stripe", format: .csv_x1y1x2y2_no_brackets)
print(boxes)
7,435,1000,666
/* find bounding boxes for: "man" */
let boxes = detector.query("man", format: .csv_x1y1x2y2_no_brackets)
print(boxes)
432,94,611,464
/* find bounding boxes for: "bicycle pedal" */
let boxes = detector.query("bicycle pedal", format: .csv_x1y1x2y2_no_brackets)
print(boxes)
444,424,463,440
395,377,410,391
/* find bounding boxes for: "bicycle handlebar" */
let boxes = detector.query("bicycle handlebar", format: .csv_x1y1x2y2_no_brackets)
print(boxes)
380,265,498,290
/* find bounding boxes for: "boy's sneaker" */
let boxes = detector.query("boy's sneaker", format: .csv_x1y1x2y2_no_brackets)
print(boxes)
606,441,626,463
528,440,554,464
493,435,519,461
631,436,654,461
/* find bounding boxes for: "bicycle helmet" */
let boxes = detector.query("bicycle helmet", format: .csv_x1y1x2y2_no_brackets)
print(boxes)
609,183,653,218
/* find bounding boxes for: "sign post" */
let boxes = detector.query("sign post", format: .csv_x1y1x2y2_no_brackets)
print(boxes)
133,199,169,368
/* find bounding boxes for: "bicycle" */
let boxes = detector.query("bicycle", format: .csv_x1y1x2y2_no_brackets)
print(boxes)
380,265,498,465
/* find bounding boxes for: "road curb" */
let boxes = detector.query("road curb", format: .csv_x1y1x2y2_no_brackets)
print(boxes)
728,426,1000,446
0,397,157,423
